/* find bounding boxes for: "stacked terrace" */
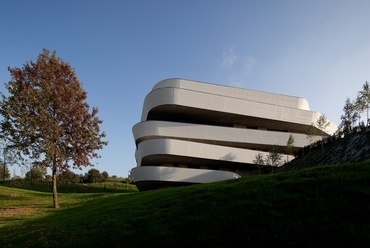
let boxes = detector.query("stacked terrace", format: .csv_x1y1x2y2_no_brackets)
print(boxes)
131,78,337,191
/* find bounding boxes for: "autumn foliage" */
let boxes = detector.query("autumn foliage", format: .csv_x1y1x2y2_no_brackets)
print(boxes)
0,49,107,208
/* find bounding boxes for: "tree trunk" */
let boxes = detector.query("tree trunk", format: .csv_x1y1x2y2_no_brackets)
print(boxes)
52,167,59,209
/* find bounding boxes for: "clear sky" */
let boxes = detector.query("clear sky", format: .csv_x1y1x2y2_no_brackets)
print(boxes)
1,1,369,178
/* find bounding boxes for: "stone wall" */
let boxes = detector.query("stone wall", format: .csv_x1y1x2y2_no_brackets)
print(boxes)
278,127,370,172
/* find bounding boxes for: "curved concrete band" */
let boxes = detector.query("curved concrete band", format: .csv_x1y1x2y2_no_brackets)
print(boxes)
131,78,337,191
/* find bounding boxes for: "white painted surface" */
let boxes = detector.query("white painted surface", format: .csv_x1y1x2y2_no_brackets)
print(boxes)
131,78,338,189
131,166,240,184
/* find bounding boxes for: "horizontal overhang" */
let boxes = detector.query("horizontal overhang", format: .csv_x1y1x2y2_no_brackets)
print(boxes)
152,78,311,110
131,166,240,184
133,120,322,149
140,86,337,135
135,138,295,167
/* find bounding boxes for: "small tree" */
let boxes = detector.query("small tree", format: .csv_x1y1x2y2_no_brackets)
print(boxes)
286,134,295,162
87,168,102,183
355,94,366,126
0,49,107,208
0,138,18,182
340,97,358,135
265,145,282,173
0,145,10,182
306,123,317,152
101,171,109,182
58,169,80,183
25,167,46,182
0,164,10,180
316,114,330,149
357,81,370,126
253,153,265,175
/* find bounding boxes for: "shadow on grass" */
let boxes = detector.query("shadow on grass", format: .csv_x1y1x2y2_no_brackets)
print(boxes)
0,192,140,247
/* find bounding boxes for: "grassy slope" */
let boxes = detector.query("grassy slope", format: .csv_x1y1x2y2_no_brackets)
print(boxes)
1,161,370,247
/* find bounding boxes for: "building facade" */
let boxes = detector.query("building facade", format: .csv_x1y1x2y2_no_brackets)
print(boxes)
131,78,337,191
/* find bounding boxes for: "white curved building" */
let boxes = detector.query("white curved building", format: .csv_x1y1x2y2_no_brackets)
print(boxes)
131,78,337,191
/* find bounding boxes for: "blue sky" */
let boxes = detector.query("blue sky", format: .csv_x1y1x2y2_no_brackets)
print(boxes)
1,1,369,177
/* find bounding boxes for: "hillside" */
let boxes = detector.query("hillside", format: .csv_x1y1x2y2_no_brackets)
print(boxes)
1,160,370,247
1,128,370,247
278,127,370,172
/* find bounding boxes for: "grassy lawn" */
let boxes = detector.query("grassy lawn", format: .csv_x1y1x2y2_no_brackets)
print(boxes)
1,161,370,247
0,186,112,226
0,180,137,193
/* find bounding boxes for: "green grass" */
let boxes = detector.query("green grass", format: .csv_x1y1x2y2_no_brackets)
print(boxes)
1,161,370,247
0,180,138,193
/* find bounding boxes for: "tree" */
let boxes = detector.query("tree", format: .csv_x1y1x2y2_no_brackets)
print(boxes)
357,81,370,126
253,153,265,175
316,114,330,149
0,141,11,182
0,137,19,182
355,94,366,126
101,171,109,182
0,164,10,180
286,134,295,162
25,166,46,182
340,97,358,135
58,169,80,183
265,145,282,173
86,168,102,183
0,49,107,208
306,123,317,152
